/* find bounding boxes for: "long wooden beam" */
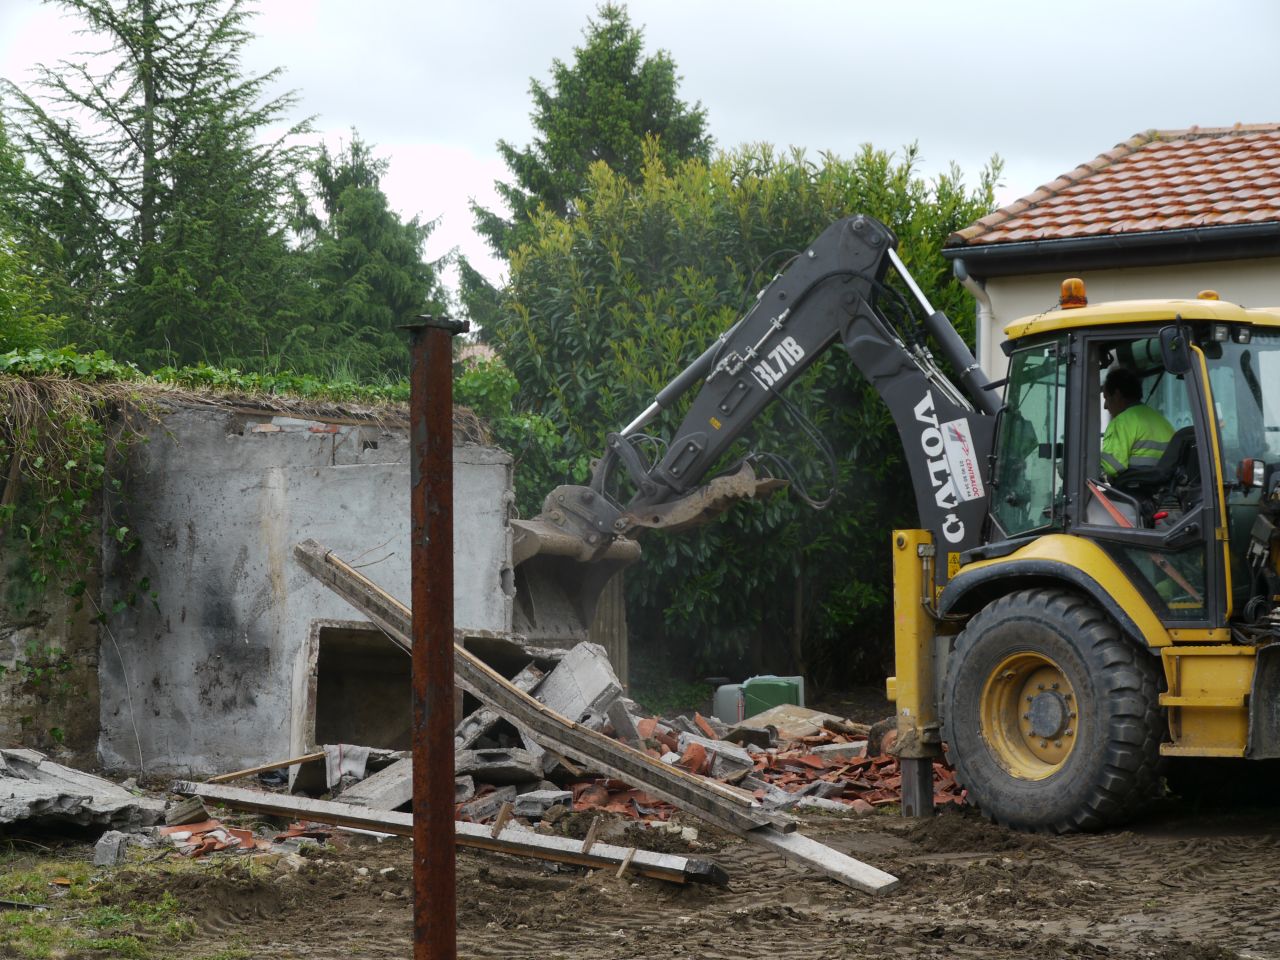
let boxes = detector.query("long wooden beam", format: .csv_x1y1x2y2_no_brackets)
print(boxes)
171,781,727,886
293,539,788,836
292,538,900,894
206,751,326,784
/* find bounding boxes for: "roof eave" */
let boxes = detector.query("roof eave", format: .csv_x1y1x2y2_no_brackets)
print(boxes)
942,222,1280,279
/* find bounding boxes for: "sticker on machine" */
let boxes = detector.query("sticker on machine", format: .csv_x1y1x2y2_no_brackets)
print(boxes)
940,418,985,502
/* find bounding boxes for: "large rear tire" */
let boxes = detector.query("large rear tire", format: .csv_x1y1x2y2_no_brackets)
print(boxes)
942,588,1162,832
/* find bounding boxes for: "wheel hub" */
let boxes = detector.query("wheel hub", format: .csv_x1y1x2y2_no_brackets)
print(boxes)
1027,690,1069,739
979,652,1079,780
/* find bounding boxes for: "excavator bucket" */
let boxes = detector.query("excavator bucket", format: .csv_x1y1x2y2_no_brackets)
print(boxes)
508,463,786,646
509,518,641,647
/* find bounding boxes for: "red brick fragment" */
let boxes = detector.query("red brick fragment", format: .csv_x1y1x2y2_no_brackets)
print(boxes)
679,742,709,775
693,712,718,740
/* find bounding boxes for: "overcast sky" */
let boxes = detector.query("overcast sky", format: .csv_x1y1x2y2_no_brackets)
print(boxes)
3,0,1278,297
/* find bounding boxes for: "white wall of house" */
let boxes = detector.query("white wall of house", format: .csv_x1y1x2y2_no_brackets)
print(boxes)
974,255,1280,378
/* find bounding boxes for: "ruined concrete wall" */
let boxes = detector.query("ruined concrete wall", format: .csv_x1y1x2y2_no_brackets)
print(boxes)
97,405,513,775
0,539,101,767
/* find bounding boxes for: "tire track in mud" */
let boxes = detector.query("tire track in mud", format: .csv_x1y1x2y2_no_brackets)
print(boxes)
1037,828,1280,955
154,810,1280,960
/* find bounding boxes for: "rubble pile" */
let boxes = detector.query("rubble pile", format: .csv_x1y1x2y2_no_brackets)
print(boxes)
437,643,962,832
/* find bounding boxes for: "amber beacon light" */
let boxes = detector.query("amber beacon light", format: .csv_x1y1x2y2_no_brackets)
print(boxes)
1059,278,1088,309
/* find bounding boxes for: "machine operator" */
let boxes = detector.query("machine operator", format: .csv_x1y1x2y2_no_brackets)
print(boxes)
1101,367,1174,478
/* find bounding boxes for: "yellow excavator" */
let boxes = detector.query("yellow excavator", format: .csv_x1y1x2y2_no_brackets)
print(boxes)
509,213,1280,832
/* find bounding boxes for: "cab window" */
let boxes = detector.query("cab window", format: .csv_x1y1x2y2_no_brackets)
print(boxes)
992,338,1066,537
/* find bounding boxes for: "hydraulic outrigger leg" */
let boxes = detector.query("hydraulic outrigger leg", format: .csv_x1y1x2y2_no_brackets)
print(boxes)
889,529,943,817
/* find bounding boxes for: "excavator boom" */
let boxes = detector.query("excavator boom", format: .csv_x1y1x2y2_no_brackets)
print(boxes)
512,214,996,645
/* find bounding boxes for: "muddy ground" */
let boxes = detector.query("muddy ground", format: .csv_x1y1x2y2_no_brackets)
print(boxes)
12,781,1276,960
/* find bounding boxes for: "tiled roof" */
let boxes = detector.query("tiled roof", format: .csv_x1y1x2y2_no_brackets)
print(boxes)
948,124,1280,247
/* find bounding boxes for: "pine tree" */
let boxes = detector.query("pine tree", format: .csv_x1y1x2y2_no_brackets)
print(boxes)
293,134,447,380
2,0,309,367
463,3,711,334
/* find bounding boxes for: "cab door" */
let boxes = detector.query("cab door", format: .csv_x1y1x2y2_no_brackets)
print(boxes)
1070,332,1228,630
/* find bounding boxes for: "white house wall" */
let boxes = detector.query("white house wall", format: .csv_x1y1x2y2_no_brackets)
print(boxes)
978,255,1280,378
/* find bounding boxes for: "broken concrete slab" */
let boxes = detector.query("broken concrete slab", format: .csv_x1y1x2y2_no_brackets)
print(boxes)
458,786,517,822
810,742,867,763
796,796,854,815
606,700,641,744
335,757,413,811
455,748,542,784
0,749,163,831
455,776,476,804
740,704,853,740
512,790,572,819
165,796,209,826
807,779,849,800
93,830,131,866
742,774,797,807
534,642,622,728
455,663,545,752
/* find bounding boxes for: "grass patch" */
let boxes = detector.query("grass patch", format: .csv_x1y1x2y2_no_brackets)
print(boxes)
0,845,199,960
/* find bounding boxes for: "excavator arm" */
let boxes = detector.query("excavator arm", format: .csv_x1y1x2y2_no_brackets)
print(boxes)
511,214,998,644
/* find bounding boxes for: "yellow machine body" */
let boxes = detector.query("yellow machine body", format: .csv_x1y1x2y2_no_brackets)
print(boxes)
888,293,1280,791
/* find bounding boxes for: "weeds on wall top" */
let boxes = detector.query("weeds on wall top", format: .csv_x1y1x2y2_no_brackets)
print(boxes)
0,345,435,608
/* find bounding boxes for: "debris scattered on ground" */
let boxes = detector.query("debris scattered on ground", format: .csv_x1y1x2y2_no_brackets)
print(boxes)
0,748,164,830
164,795,210,826
170,780,726,885
294,538,901,893
92,830,132,866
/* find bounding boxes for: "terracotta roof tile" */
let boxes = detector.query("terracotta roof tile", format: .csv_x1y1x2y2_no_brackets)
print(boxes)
949,124,1280,247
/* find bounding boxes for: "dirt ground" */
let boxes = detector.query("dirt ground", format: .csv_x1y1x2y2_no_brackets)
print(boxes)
21,784,1273,960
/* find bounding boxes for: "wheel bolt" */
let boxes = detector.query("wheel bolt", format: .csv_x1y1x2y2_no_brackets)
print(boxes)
1054,740,1062,748
1051,682,1060,690
1040,740,1049,748
1037,683,1046,690
1026,696,1034,702
1022,714,1030,720
1065,729,1074,736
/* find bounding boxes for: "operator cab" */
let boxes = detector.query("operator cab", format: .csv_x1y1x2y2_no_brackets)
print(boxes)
988,283,1280,631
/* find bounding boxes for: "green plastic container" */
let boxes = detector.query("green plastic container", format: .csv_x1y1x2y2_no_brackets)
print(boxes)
742,674,804,718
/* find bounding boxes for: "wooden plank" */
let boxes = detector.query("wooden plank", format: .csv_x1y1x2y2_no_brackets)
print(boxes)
170,781,726,886
207,751,326,784
333,758,413,811
615,846,637,879
750,827,899,895
580,816,601,855
489,801,514,839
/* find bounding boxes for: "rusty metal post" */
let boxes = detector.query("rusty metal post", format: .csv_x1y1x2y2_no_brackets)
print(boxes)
408,315,468,960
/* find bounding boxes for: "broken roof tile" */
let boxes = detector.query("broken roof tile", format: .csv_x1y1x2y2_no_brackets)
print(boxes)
949,124,1280,247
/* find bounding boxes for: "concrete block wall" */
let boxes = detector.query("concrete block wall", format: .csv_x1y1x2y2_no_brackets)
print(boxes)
97,405,514,775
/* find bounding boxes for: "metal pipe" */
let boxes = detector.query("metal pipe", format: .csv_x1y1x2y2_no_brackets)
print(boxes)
887,248,937,316
408,314,468,960
952,257,995,375
889,248,999,417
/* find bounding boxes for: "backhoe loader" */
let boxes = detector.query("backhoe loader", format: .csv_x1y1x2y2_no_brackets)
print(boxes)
508,213,1280,832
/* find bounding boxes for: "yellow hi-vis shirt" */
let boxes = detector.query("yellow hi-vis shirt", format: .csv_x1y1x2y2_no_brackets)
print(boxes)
1101,403,1174,477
